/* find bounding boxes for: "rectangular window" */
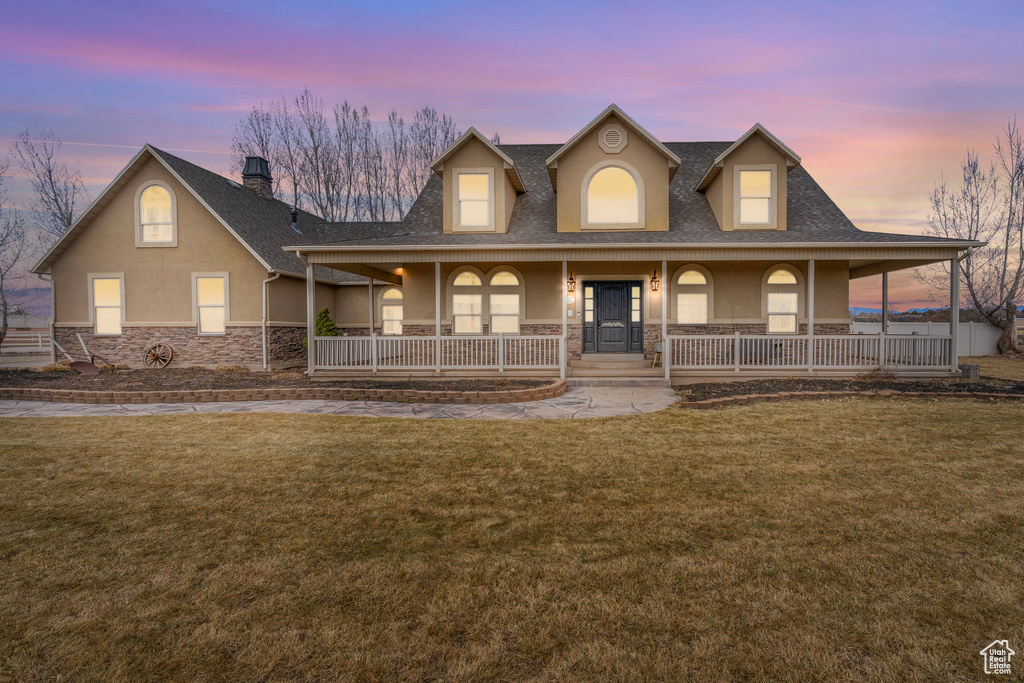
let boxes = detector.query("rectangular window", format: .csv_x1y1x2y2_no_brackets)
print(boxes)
677,293,708,325
452,293,482,334
630,285,641,323
767,292,798,333
92,277,122,336
739,170,772,224
196,276,227,335
584,285,594,323
457,173,491,229
382,305,403,335
489,293,520,334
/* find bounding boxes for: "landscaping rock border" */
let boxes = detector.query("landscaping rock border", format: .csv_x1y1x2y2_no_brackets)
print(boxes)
0,380,566,406
678,389,1024,410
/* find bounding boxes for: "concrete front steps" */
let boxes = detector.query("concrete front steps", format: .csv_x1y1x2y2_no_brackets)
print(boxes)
565,353,670,387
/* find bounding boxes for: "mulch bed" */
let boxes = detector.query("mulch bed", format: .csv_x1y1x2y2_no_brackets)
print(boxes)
677,377,1024,401
0,368,548,393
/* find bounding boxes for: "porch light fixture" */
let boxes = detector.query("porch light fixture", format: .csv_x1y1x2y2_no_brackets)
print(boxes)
650,270,660,292
566,271,576,293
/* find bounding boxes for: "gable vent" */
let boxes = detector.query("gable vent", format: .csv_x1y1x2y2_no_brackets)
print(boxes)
603,129,622,148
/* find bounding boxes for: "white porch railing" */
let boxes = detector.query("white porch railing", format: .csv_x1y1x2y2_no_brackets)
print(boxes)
314,334,564,373
667,333,953,371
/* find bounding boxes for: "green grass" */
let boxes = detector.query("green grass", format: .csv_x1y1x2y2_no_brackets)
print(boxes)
1,399,1022,681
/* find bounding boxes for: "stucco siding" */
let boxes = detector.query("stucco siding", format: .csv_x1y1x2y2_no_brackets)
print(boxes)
555,114,670,233
441,137,516,234
51,156,268,326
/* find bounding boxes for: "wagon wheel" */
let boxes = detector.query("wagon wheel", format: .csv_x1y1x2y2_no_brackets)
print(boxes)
143,343,174,369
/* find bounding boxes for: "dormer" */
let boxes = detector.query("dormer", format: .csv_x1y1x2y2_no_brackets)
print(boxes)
430,128,525,234
695,124,801,231
545,105,680,233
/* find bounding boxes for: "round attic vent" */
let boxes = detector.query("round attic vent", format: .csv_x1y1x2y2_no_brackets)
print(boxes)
603,128,622,148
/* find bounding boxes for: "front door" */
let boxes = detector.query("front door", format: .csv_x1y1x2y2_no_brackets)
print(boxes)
583,281,643,353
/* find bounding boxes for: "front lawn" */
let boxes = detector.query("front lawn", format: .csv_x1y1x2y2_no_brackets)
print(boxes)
1,400,1022,680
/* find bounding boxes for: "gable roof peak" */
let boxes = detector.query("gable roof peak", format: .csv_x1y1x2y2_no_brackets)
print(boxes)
694,123,802,191
543,104,681,190
429,127,526,193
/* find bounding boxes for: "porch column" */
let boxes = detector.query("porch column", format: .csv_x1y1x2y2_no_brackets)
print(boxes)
435,262,442,373
807,259,815,372
662,259,669,381
561,261,567,380
950,257,960,372
305,256,315,374
881,272,889,334
367,278,374,333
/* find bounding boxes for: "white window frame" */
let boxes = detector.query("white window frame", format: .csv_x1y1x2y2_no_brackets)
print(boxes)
379,287,403,335
87,273,125,337
733,164,777,230
762,264,802,334
134,180,178,247
581,161,645,230
672,264,714,325
192,272,229,336
453,168,495,232
489,293,520,335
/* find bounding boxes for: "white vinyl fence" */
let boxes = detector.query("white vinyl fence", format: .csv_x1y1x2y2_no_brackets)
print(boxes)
851,322,1002,356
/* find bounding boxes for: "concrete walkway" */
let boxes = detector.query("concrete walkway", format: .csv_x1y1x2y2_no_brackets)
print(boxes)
0,386,679,420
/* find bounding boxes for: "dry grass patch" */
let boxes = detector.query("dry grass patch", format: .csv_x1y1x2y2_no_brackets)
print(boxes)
963,354,1024,382
1,399,1023,681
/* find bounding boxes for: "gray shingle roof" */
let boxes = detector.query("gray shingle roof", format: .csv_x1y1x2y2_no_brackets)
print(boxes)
150,146,370,282
306,142,966,248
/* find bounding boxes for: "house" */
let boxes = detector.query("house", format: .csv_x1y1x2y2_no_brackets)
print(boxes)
33,105,982,381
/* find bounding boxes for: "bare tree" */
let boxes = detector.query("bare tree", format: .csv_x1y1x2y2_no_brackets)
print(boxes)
0,160,28,350
231,105,278,193
408,107,460,201
490,132,502,145
229,95,466,223
917,117,1024,353
334,102,360,221
386,110,410,219
12,126,87,247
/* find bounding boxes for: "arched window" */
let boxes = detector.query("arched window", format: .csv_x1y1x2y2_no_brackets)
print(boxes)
489,271,519,286
584,164,643,227
454,271,482,286
451,268,484,334
489,269,521,334
380,288,403,335
674,266,713,325
763,265,801,333
137,184,176,244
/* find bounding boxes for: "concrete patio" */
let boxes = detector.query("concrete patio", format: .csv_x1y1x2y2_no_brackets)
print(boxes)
0,386,679,420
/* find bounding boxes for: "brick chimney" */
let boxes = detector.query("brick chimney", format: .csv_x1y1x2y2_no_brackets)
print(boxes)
241,156,273,199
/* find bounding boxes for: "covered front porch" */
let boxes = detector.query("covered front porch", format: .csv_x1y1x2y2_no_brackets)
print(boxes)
293,244,965,382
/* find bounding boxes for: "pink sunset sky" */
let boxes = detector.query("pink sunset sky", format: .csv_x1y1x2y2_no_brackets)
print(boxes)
2,0,1021,310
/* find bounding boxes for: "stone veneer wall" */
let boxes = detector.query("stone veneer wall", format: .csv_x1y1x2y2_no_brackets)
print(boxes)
56,325,307,369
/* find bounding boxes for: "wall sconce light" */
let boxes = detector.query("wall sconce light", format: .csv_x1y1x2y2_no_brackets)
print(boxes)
650,270,660,292
566,271,576,293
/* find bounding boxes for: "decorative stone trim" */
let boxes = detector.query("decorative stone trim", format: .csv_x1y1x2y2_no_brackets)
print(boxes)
678,389,1024,410
0,380,566,406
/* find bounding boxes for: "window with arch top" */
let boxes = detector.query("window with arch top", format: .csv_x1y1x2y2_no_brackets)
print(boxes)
764,265,801,333
673,265,713,325
584,163,643,228
137,183,176,245
380,288,403,335
489,270,521,334
452,270,483,334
